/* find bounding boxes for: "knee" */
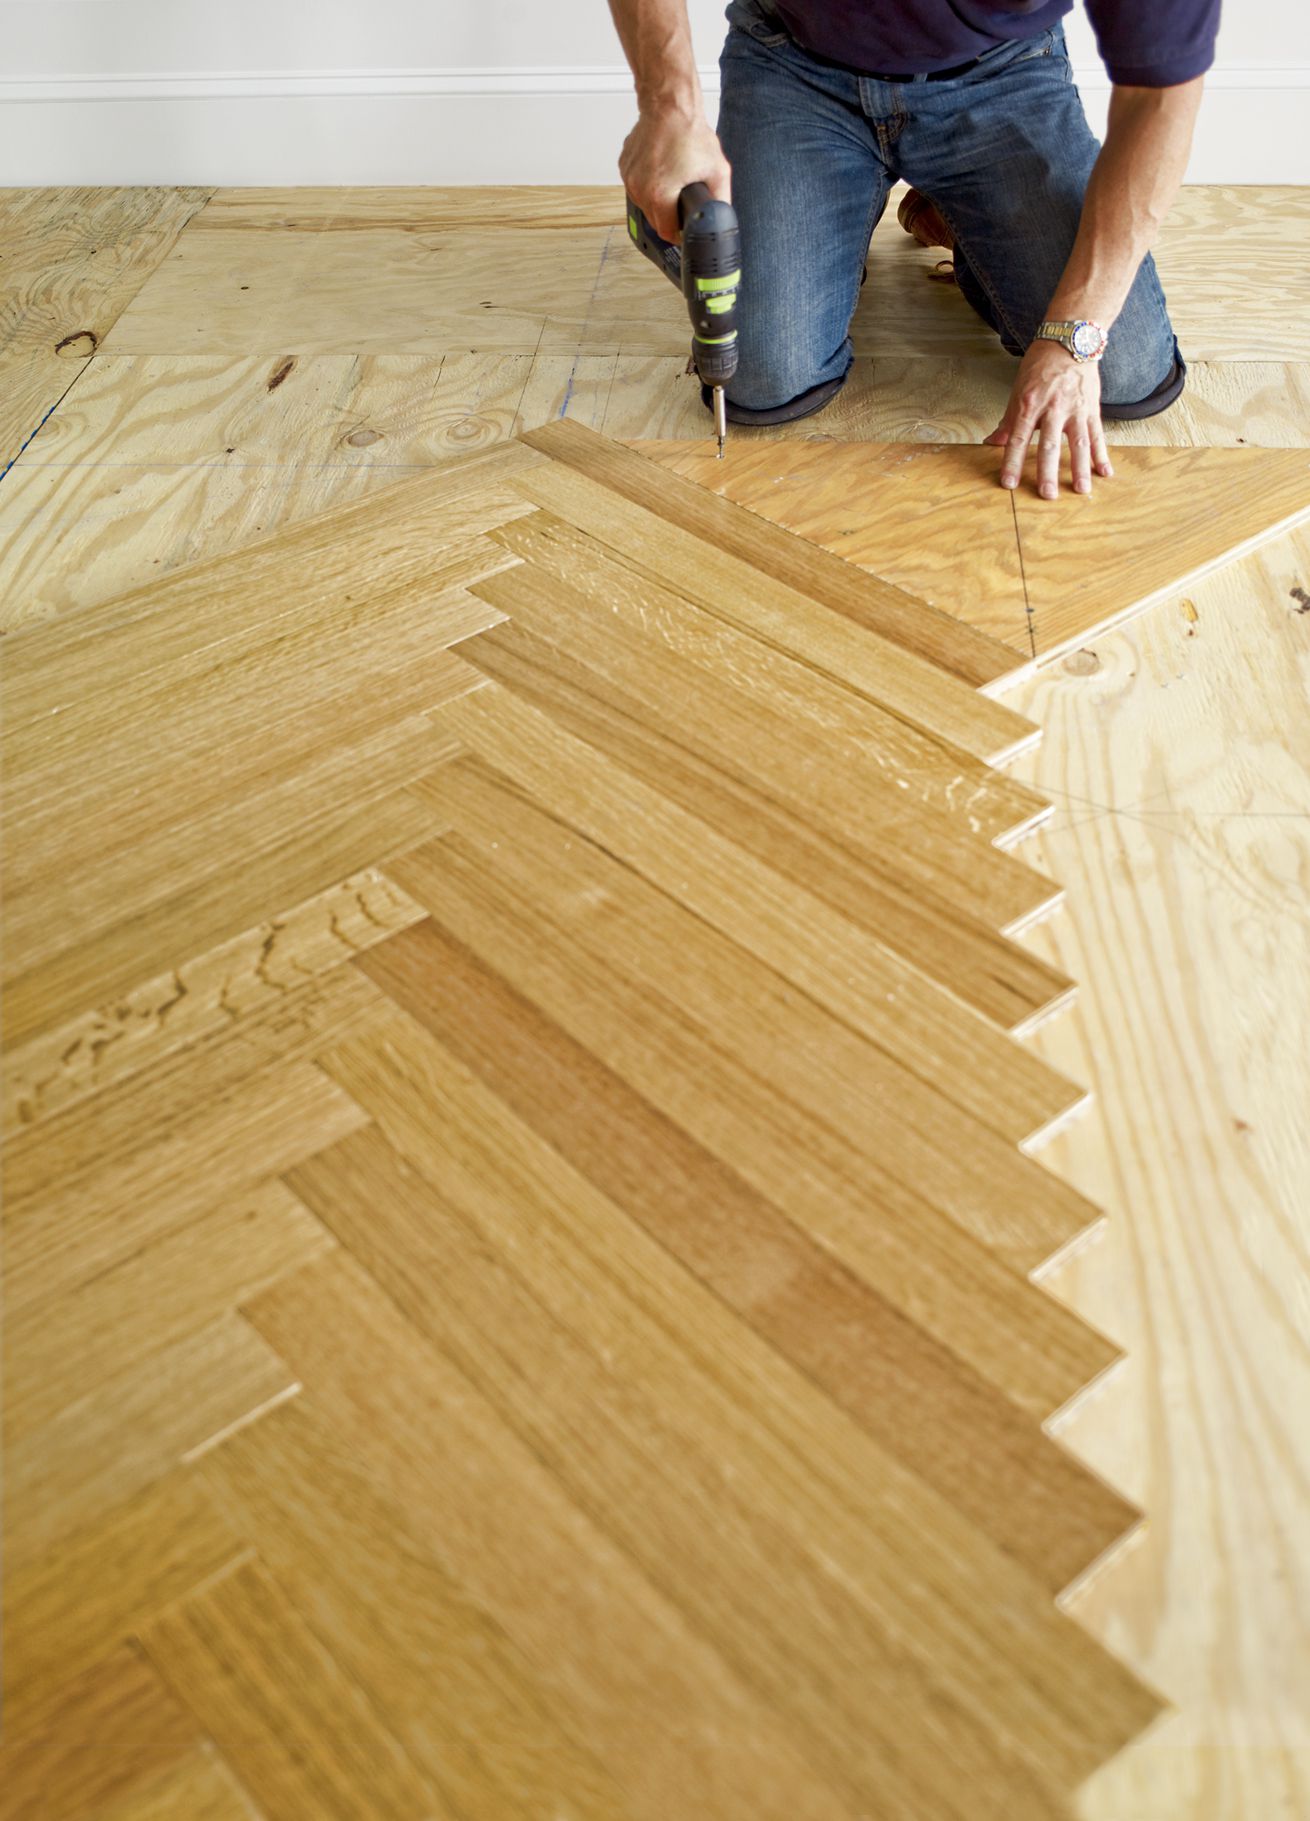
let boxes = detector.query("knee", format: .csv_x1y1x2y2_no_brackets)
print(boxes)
729,331,851,415
1099,337,1186,419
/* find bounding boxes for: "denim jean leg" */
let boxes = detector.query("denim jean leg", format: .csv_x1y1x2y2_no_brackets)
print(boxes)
894,28,1182,413
717,18,891,418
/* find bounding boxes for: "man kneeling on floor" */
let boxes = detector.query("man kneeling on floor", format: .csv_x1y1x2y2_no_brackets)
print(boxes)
608,0,1215,498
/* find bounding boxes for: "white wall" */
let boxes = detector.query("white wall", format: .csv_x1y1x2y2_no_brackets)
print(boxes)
1,0,1306,186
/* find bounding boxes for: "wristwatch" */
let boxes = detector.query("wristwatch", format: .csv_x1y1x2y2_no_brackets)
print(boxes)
1034,319,1109,362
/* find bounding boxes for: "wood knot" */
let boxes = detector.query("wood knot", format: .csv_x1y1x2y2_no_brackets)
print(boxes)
345,427,384,449
55,330,98,359
1062,648,1100,677
266,356,296,392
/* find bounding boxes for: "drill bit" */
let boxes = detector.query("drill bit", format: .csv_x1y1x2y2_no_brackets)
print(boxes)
713,385,727,459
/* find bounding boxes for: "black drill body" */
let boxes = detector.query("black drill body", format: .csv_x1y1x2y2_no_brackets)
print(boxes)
625,182,741,454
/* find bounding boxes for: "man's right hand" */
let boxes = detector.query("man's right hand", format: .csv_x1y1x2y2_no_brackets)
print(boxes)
619,106,731,243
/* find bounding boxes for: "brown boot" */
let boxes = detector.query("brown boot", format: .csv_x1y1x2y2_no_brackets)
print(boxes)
896,188,955,251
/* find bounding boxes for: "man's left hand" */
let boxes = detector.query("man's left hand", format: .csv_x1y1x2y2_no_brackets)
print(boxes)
985,340,1114,499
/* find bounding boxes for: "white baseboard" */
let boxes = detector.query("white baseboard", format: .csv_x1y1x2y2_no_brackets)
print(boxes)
2,64,1308,186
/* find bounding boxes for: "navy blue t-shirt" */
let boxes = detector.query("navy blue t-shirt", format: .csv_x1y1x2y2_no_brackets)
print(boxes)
770,1,1220,85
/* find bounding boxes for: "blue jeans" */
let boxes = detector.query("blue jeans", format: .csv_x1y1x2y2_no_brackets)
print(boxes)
716,2,1184,422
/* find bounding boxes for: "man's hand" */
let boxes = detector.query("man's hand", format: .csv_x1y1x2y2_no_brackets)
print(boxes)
985,340,1114,499
619,107,731,243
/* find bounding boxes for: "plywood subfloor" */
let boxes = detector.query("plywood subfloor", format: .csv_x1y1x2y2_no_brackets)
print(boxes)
3,184,1308,1821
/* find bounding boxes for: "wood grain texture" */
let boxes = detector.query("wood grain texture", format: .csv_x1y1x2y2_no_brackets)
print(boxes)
523,417,1023,689
421,699,1079,1137
0,1649,201,1821
200,1397,633,1821
199,185,627,231
643,439,1310,661
141,1559,445,1821
300,1031,1131,1591
1008,530,1310,1821
241,1251,1157,1820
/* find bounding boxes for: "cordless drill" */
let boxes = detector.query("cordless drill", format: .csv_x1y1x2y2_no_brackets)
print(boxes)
625,182,741,457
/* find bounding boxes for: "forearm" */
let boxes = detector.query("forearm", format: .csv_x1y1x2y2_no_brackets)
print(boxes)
608,0,704,117
1047,77,1204,327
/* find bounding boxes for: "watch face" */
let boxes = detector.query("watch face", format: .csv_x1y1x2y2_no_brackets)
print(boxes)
1071,321,1104,359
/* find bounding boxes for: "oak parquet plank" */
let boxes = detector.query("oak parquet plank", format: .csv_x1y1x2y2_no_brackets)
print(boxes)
523,417,1024,688
1,779,442,1044
242,1252,859,1821
489,507,1050,844
417,710,1080,1139
439,662,1071,1030
508,453,1040,762
92,1750,261,1821
2,1476,249,1729
299,1045,1131,1591
202,1399,634,1821
244,1252,1156,1817
140,1560,445,1821
467,560,1058,936
3,1052,365,1313
3,1318,294,1575
3,869,425,1135
0,1648,200,1821
383,808,1099,1276
5,1180,332,1437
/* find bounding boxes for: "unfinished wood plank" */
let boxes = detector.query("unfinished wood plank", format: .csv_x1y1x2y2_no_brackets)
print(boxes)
383,799,1098,1276
5,1180,332,1436
244,1250,1156,1817
243,1252,857,1821
489,506,1049,844
421,703,1080,1140
445,647,1069,1029
141,1558,444,1821
523,417,1024,688
1,780,442,1044
3,869,424,1135
3,1318,294,1575
300,1042,1130,1591
2,1476,249,1728
1155,184,1310,361
202,1399,633,1821
0,348,91,473
354,916,1118,1423
0,1647,200,1821
467,561,1057,936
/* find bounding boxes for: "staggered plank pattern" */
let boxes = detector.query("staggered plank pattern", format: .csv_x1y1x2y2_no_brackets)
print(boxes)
3,418,1163,1819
